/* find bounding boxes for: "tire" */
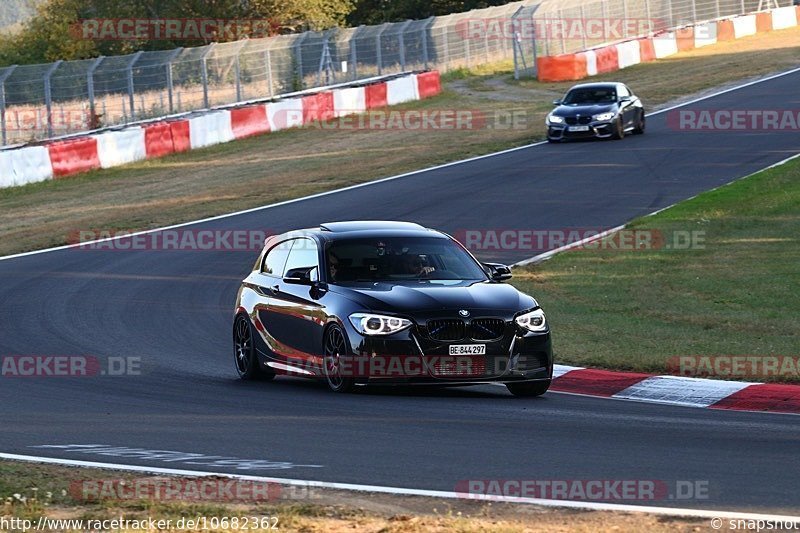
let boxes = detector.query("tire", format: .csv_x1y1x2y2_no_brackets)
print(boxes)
323,324,356,393
633,111,646,134
506,379,551,397
233,313,275,381
611,117,625,140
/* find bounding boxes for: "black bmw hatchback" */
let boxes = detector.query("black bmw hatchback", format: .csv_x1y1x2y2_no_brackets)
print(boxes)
546,82,645,142
233,221,553,396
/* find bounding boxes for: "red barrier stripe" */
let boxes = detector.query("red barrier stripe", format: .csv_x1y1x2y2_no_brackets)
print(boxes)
169,120,191,153
417,71,442,99
144,122,175,159
711,383,800,414
551,368,652,397
756,11,773,32
536,54,589,82
675,26,695,52
302,92,335,124
365,82,388,109
638,38,656,62
594,46,619,74
231,105,270,139
717,19,735,40
48,137,101,178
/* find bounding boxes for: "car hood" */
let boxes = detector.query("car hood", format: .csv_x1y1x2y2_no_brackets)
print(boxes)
553,103,616,117
330,280,536,317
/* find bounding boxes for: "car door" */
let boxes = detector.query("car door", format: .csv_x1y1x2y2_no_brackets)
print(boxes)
617,84,635,127
248,239,292,364
267,238,327,372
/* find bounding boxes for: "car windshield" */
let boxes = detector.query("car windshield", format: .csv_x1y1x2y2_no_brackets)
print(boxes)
562,87,617,105
326,236,488,283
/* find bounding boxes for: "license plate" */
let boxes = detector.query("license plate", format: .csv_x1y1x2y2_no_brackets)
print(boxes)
449,344,486,356
569,125,590,132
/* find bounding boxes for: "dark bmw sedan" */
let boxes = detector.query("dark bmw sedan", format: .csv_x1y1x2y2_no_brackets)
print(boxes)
546,82,645,142
233,221,553,396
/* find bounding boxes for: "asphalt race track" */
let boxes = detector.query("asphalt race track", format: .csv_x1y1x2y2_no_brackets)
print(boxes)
2,69,800,515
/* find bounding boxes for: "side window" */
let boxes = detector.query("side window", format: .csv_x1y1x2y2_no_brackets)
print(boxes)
624,85,634,97
617,85,630,99
262,240,293,277
284,238,319,274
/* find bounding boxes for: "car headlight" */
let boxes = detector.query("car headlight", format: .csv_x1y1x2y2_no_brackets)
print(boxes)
349,313,412,336
515,309,547,332
593,112,615,121
547,114,564,125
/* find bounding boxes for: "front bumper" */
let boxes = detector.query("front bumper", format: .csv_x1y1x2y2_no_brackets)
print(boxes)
343,321,553,385
547,120,615,141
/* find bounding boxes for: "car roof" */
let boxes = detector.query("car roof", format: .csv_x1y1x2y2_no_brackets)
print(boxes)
567,82,621,91
265,221,445,246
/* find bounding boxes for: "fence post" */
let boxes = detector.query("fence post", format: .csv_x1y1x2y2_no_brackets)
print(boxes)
622,0,629,39
264,48,274,98
579,4,588,50
87,56,104,126
126,51,143,121
234,54,242,102
43,60,62,139
397,20,412,71
422,17,434,70
201,45,215,109
691,0,698,23
645,0,652,32
293,33,308,90
375,24,389,75
165,48,183,114
0,66,17,146
442,23,450,71
740,0,745,15
350,26,364,80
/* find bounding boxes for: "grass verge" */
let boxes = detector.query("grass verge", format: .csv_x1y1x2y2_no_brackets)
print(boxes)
0,460,710,532
1,26,799,256
510,155,800,381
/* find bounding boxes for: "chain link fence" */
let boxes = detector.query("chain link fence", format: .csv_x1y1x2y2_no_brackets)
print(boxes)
0,1,538,146
513,0,789,78
1,0,789,145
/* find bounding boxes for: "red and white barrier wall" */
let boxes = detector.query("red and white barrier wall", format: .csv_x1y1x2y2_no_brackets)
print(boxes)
0,71,442,188
537,6,800,82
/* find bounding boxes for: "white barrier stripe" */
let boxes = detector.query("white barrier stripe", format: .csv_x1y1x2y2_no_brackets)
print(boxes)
95,127,147,169
266,99,304,132
612,376,754,408
11,145,53,186
653,32,678,58
386,74,419,106
772,5,798,29
733,15,757,37
694,21,717,48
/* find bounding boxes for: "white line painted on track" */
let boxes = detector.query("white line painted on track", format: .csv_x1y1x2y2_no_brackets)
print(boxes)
3,66,800,263
1,453,797,520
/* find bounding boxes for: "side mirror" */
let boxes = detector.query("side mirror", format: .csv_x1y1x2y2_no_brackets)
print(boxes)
284,266,318,285
483,262,513,281
619,96,632,102
552,99,562,106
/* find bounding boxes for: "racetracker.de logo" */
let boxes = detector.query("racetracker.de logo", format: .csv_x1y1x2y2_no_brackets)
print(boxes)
69,229,273,252
455,17,665,41
69,479,281,502
71,19,276,41
667,355,800,378
667,109,800,131
1,356,142,377
455,479,709,501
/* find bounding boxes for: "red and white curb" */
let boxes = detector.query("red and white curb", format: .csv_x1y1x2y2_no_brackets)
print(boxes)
549,364,800,415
